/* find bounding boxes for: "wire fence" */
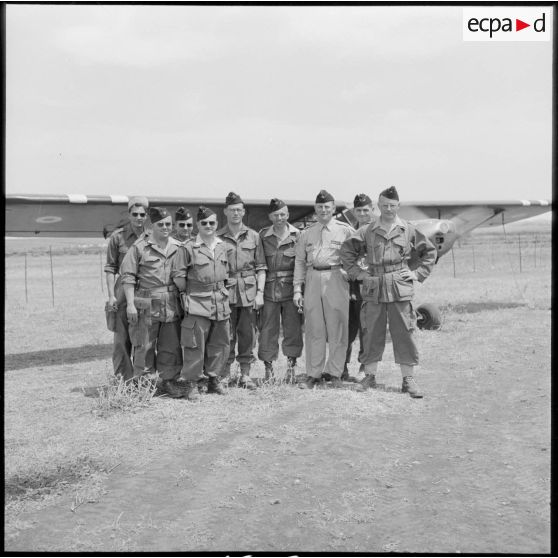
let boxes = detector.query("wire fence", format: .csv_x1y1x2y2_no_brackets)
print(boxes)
4,231,551,307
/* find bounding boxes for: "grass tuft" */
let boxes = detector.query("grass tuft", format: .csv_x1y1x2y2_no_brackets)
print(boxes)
93,373,159,415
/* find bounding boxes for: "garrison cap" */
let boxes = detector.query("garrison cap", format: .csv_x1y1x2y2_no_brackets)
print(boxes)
197,205,216,221
353,193,373,207
148,207,171,223
269,198,286,213
315,189,335,204
379,186,399,201
225,191,244,207
128,196,149,210
175,207,192,221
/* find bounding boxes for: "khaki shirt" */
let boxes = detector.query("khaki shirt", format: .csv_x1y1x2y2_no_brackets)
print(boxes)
259,223,300,302
341,216,436,303
217,223,267,307
104,223,143,275
294,219,354,289
120,234,182,321
172,236,232,320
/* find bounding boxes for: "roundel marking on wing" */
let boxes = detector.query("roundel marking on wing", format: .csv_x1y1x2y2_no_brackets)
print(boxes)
519,199,531,206
36,216,63,224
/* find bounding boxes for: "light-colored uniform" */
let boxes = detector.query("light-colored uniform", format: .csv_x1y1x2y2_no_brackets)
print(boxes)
217,224,267,369
120,234,183,379
294,219,355,378
341,216,436,365
104,223,143,380
172,236,232,381
258,223,303,362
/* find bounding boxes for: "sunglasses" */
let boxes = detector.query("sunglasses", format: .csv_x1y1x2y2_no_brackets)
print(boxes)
178,223,193,228
131,212,146,217
200,220,217,226
156,221,173,228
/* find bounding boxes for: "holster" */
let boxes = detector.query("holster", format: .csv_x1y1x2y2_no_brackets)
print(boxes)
129,295,152,346
360,276,380,303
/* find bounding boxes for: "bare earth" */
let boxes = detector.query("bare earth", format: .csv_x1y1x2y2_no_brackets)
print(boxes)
4,304,550,553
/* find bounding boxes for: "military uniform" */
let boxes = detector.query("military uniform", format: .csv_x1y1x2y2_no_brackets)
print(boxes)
258,222,303,364
217,223,267,370
104,223,144,380
172,235,232,382
341,216,436,367
294,215,354,379
120,233,183,379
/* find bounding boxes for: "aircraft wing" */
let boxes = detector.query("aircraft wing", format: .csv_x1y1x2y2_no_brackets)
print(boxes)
4,194,338,237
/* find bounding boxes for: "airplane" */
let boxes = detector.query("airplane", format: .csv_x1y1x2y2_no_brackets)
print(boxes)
4,193,552,329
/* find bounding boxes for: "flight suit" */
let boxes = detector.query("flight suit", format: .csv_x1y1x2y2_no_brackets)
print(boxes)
217,224,267,370
172,236,232,381
257,223,303,363
341,217,436,366
120,234,183,379
104,223,144,380
294,219,355,378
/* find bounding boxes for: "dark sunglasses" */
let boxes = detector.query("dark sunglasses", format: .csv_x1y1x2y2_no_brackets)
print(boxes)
178,223,193,228
156,221,173,228
131,212,146,217
200,220,217,226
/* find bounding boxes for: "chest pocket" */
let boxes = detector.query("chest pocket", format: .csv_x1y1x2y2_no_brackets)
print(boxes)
142,255,161,269
283,247,296,258
392,236,408,258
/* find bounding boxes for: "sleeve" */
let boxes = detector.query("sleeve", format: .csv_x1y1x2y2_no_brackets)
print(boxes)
120,244,140,285
411,227,437,282
254,232,267,271
171,244,190,280
341,228,368,280
104,233,120,274
293,230,307,288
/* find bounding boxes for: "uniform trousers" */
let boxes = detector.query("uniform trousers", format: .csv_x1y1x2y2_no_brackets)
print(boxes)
359,300,418,366
257,299,303,362
304,268,349,378
227,305,256,368
180,316,230,381
112,303,134,381
132,320,182,380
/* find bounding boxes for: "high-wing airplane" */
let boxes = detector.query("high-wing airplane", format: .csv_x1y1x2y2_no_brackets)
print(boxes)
5,193,551,328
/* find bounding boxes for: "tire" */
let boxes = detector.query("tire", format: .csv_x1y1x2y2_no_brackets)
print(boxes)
416,303,442,330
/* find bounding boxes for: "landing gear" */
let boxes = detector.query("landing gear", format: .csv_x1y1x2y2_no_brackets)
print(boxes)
416,303,442,330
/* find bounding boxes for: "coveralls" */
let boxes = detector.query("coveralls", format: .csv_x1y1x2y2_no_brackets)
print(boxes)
172,236,232,381
104,223,144,380
217,224,267,370
120,234,183,379
257,223,303,363
341,217,436,366
294,219,354,378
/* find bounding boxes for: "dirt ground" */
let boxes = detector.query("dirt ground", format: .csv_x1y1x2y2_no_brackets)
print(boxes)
4,302,550,553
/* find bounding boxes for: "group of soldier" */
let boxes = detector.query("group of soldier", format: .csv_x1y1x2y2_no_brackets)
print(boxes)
104,186,436,401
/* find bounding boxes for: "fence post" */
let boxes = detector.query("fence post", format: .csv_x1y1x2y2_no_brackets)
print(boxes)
518,234,522,273
24,253,29,304
49,246,55,306
451,248,456,278
471,243,476,273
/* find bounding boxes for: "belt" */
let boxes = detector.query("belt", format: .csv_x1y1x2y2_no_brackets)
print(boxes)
267,270,294,278
138,285,177,294
233,270,256,278
367,263,406,276
311,264,342,271
187,279,226,292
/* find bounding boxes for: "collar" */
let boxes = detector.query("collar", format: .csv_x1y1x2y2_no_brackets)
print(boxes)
370,215,405,231
264,223,299,237
194,234,222,248
217,222,249,238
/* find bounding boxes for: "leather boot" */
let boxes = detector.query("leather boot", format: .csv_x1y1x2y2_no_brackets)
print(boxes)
402,376,423,398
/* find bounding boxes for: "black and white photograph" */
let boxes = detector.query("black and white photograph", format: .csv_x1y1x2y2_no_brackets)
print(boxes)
4,3,552,553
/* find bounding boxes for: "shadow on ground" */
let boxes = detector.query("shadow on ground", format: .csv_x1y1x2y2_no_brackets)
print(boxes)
441,301,527,314
5,344,112,371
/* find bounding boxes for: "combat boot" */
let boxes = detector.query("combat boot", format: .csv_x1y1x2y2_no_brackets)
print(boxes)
329,376,344,389
355,374,377,392
341,364,350,382
238,374,257,390
161,379,186,399
207,376,225,395
179,380,201,402
402,376,423,399
299,376,320,390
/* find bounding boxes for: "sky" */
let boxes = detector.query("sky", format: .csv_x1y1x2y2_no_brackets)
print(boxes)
5,4,553,204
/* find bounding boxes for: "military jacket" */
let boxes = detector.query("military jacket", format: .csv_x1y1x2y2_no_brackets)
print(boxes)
259,223,300,302
217,223,267,307
341,216,436,303
171,236,232,320
120,234,182,322
293,219,354,289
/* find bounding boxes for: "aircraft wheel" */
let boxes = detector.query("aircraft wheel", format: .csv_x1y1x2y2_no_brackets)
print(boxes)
416,303,442,330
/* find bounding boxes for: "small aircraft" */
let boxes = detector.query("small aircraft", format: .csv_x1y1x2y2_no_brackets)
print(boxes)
5,193,551,329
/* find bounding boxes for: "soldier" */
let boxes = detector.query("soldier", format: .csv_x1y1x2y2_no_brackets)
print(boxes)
293,189,355,389
341,186,436,398
217,192,267,389
342,193,376,382
258,198,303,382
120,207,183,396
172,207,194,243
172,206,232,401
104,196,149,381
